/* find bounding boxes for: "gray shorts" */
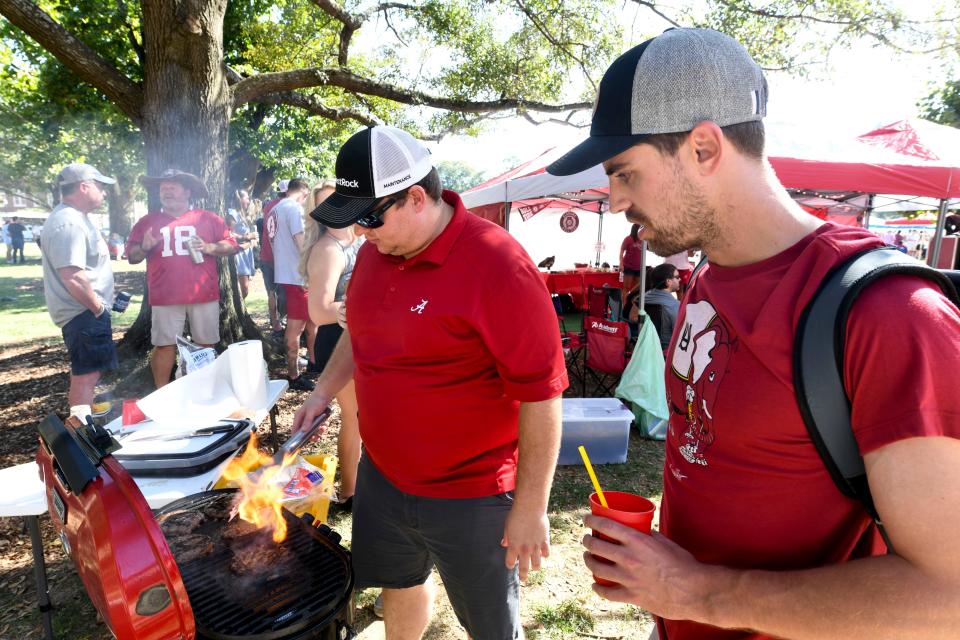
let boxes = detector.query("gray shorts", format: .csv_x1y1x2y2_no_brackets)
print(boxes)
261,260,277,290
352,456,520,640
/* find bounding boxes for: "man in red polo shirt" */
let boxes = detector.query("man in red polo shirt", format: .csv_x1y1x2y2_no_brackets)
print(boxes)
127,169,238,388
294,126,568,640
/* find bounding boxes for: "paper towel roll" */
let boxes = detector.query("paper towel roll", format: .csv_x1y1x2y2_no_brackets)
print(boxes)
228,340,267,410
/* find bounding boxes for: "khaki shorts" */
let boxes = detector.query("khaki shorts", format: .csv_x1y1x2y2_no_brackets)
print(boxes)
151,301,220,346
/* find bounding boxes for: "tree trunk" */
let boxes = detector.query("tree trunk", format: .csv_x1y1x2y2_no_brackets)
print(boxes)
108,175,136,236
252,167,276,201
122,0,261,350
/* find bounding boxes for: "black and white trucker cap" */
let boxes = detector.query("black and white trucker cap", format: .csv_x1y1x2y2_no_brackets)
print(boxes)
547,28,767,176
310,126,433,228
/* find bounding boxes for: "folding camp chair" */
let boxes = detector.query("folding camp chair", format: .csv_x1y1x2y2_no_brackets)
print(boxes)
587,285,609,318
586,284,623,321
582,315,630,396
553,294,585,388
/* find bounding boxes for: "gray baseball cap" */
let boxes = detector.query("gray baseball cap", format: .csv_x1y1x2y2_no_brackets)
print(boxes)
58,163,117,186
547,28,767,176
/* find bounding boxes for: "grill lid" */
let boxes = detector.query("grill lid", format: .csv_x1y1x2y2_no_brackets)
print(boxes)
36,414,196,640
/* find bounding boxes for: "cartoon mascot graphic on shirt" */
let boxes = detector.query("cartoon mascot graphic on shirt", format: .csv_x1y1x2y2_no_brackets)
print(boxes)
669,300,736,467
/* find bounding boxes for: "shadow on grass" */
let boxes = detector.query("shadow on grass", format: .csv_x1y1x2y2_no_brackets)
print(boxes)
0,518,112,640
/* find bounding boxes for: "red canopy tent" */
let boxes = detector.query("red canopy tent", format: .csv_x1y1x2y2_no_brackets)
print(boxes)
463,119,960,265
770,119,960,264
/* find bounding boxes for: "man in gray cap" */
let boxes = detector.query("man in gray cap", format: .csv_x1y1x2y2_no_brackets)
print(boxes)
550,28,960,639
41,163,118,410
127,169,238,388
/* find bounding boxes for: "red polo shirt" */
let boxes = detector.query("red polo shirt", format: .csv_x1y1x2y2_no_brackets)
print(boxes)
347,190,568,498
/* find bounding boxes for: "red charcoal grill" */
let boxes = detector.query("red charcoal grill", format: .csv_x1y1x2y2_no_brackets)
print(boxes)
35,414,355,640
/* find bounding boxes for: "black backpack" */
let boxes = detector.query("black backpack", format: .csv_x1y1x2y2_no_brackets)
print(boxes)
794,247,960,548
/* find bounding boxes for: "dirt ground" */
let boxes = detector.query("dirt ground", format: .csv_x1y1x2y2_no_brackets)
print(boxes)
0,271,661,640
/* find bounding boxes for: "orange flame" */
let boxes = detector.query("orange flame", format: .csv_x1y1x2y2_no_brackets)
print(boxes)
221,431,298,543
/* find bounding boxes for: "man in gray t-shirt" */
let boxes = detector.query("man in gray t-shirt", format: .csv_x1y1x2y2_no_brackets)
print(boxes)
41,163,118,408
271,178,318,390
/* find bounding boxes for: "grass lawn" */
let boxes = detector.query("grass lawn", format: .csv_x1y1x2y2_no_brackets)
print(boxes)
0,243,269,346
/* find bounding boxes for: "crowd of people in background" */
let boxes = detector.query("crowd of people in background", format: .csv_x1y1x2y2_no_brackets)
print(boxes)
38,160,364,512
36,162,365,401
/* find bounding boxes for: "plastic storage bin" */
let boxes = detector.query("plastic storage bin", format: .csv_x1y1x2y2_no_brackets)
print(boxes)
558,398,634,465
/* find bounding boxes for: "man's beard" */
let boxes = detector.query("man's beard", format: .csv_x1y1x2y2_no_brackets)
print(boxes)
631,169,720,257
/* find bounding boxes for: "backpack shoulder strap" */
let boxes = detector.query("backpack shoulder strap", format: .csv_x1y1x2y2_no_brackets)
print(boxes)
688,254,709,287
794,247,959,542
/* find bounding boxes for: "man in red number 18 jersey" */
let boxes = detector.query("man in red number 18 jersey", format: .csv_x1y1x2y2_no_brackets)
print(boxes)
127,169,238,388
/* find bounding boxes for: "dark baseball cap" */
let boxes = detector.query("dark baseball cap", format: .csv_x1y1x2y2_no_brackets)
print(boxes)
547,28,767,176
309,126,433,228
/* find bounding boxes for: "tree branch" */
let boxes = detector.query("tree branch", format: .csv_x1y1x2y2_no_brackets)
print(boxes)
520,110,589,129
117,0,144,67
710,0,956,55
0,0,143,122
309,0,417,66
233,67,591,114
628,0,682,28
224,64,245,85
308,0,360,65
252,90,381,127
514,0,596,91
419,113,494,141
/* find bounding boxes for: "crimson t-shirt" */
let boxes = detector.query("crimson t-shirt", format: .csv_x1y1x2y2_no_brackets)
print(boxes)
658,222,960,639
620,235,644,271
259,198,279,262
346,191,569,498
127,209,235,306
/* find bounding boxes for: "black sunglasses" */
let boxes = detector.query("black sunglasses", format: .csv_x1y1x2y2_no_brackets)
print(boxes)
355,197,397,229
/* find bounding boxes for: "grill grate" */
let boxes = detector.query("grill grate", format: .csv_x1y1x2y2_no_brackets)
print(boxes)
157,491,352,640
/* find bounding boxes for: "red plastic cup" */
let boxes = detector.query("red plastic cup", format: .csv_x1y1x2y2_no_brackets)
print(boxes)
589,491,656,586
122,399,146,426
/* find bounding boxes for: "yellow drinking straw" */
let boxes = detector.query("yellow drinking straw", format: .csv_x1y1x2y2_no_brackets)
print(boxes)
578,445,608,508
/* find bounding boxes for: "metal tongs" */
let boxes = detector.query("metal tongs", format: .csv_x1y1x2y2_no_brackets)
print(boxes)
270,406,332,465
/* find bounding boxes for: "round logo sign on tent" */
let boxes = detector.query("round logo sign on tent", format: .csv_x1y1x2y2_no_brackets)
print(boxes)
560,210,579,233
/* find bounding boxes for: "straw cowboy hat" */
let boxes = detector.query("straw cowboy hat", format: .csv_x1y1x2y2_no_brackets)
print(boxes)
140,169,209,199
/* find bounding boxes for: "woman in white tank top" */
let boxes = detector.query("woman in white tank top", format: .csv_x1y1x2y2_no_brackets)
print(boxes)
300,181,362,508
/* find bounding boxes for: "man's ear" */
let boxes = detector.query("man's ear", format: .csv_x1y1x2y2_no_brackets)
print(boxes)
407,185,427,211
687,121,724,177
